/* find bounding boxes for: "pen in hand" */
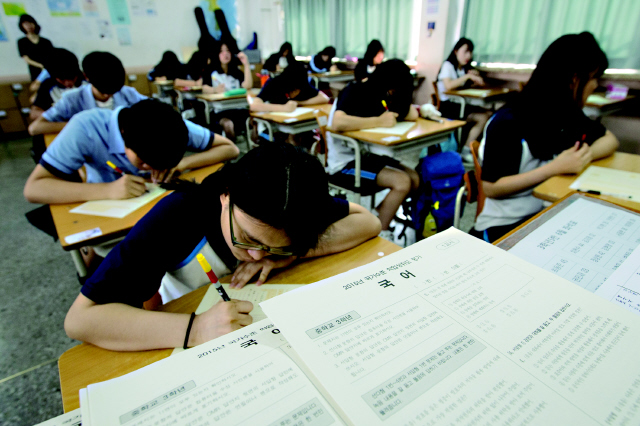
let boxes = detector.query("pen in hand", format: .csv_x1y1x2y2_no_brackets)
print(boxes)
197,254,231,302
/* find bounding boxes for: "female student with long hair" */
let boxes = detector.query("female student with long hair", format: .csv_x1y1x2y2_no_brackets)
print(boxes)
263,42,297,73
148,51,185,81
474,32,619,242
436,37,491,162
309,46,337,73
64,143,381,351
354,39,384,82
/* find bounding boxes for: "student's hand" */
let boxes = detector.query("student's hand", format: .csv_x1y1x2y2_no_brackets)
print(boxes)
237,52,249,65
551,142,593,175
468,69,480,76
151,168,181,183
230,256,297,289
214,84,227,94
195,78,203,86
189,299,254,346
283,100,298,112
378,111,398,127
467,74,484,85
155,76,167,82
330,64,339,72
108,174,147,199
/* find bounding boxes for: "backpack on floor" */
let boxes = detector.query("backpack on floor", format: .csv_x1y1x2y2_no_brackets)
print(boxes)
413,151,465,238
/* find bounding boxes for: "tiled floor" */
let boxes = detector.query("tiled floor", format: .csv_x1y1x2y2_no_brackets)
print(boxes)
0,136,478,425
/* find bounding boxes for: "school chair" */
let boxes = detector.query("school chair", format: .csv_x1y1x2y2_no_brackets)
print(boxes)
453,140,485,229
431,81,441,111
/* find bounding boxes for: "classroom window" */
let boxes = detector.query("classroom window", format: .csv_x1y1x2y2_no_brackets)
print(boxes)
284,0,420,60
464,0,640,69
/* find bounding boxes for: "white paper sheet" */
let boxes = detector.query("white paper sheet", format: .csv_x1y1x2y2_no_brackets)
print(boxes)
570,166,640,201
359,121,416,135
595,245,640,316
34,409,81,426
269,107,314,117
452,88,492,97
503,197,640,293
586,95,615,105
262,228,640,425
69,184,166,218
83,320,347,426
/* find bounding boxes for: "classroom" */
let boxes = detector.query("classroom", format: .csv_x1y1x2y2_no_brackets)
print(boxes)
0,0,639,424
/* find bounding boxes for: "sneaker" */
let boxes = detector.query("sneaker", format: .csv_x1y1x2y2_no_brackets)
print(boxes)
379,229,395,242
461,146,473,164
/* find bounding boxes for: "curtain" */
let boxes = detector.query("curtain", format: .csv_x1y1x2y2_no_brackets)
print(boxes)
464,0,640,68
284,0,414,59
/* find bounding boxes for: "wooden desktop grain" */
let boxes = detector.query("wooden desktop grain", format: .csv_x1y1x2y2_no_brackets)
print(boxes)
250,103,332,123
443,87,514,99
58,237,401,412
342,118,465,146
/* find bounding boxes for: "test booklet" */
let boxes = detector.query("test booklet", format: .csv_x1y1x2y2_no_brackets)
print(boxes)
70,184,166,218
76,228,640,425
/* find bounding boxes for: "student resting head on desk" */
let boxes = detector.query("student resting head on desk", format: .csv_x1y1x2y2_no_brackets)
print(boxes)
436,37,492,162
328,59,420,241
174,50,210,88
473,32,619,243
263,42,296,73
309,46,338,73
63,143,381,351
148,50,185,82
249,63,329,113
23,99,239,205
30,48,85,122
354,39,385,82
29,51,147,136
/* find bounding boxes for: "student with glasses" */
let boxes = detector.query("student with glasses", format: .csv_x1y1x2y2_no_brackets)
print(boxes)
64,143,381,351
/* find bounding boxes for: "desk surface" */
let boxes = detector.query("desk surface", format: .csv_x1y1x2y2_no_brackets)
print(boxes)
151,80,174,86
196,88,258,102
443,87,514,99
585,93,635,108
58,237,401,412
250,103,332,124
51,164,223,251
533,152,640,211
44,132,57,148
341,118,465,146
309,70,354,78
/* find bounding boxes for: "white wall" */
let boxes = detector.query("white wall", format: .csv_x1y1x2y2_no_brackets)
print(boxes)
0,0,285,79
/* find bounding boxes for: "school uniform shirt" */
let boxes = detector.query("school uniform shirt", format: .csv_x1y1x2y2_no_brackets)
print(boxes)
475,106,607,232
35,68,50,82
42,84,147,122
354,61,376,82
326,82,387,175
309,55,330,73
80,189,350,307
257,76,319,105
32,76,86,111
40,106,214,184
17,36,54,80
436,61,466,102
210,68,244,91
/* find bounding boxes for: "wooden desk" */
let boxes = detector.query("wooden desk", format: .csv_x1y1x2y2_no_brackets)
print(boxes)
151,80,175,103
533,152,640,212
44,132,57,148
309,70,355,87
58,237,401,412
196,88,258,123
249,103,333,141
443,87,515,117
583,93,636,119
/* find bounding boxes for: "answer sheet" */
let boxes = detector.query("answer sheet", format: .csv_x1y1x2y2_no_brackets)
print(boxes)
569,166,640,202
34,409,81,426
359,121,416,135
262,228,640,425
82,320,346,426
499,196,640,293
269,107,314,117
70,184,166,218
595,245,640,316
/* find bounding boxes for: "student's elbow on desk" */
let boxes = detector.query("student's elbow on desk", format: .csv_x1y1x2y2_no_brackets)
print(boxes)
591,130,619,160
64,294,94,342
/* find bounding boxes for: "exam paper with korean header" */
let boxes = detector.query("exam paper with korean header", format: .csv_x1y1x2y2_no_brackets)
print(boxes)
262,228,640,425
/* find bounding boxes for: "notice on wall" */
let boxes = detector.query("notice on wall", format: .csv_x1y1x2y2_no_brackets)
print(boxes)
0,14,8,41
107,0,130,25
47,0,81,16
96,19,112,39
2,2,26,16
130,0,156,16
116,26,131,45
82,0,98,17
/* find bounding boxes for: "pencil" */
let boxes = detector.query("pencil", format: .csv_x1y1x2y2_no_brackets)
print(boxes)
106,161,124,175
196,254,231,302
381,100,389,111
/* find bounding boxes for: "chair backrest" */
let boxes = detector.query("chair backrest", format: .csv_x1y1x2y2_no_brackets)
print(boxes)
312,108,330,166
470,140,485,218
431,81,441,111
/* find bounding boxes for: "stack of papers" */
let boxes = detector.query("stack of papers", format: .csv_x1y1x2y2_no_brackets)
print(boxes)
570,166,640,202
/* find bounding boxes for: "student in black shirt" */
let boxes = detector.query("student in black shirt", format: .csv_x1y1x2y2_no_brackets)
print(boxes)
263,42,297,73
17,14,54,81
310,46,337,73
354,40,384,82
147,51,185,81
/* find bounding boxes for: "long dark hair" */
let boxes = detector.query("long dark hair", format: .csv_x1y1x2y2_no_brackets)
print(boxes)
210,38,242,75
444,37,475,73
19,14,40,34
509,32,608,159
313,46,336,70
363,40,384,66
185,50,209,80
193,143,335,255
152,51,184,80
367,59,413,119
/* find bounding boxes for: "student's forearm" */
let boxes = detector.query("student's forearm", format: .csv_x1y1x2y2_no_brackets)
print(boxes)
24,174,113,204
29,106,44,122
28,117,67,136
331,114,383,132
405,107,419,121
249,101,291,112
174,78,196,87
22,55,43,68
177,139,239,171
483,162,561,199
590,130,619,160
442,76,469,91
65,299,189,351
298,93,329,105
242,65,253,89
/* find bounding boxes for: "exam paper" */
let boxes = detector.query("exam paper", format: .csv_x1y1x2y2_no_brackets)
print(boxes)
452,89,492,97
34,409,81,426
499,196,640,293
595,245,640,316
359,121,416,135
586,95,615,105
269,107,314,117
83,320,346,426
69,184,166,218
262,228,640,425
569,166,640,202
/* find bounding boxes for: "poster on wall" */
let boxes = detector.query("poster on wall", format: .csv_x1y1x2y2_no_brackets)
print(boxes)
2,2,26,16
130,0,156,17
97,19,112,38
426,0,439,14
116,26,131,45
107,0,130,25
82,0,98,17
47,0,81,16
0,14,8,41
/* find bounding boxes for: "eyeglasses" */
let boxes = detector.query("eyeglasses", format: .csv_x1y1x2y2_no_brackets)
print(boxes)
228,201,294,256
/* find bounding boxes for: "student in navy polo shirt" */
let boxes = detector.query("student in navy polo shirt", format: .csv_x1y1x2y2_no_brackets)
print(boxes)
29,51,147,136
64,143,381,351
328,59,419,242
24,99,239,204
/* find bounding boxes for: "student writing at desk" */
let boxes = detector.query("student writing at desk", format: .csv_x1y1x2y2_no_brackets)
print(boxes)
309,46,338,73
473,32,619,243
354,39,384,82
63,144,381,351
28,51,146,136
23,99,238,204
263,42,297,73
328,60,419,241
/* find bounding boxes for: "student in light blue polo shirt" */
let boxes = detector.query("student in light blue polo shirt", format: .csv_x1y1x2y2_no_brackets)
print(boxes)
29,51,147,136
24,99,239,204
